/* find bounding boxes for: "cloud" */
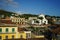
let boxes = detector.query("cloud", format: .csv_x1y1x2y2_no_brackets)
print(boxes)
5,0,18,5
0,0,19,9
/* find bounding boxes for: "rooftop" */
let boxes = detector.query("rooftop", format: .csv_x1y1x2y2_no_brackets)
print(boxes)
0,24,17,27
0,20,16,24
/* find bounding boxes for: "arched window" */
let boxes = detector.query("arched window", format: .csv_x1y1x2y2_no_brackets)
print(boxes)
43,21,46,25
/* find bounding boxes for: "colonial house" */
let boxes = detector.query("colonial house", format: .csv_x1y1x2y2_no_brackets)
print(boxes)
0,24,32,40
10,16,26,25
0,24,18,40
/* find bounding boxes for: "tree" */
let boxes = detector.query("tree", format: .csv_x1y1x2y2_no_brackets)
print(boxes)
38,17,43,20
40,28,53,40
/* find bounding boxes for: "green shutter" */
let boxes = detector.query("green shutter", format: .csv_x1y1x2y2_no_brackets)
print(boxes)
12,28,15,32
0,28,2,32
6,28,8,32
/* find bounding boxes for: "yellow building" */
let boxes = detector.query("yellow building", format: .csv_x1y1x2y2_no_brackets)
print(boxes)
0,24,18,40
0,24,32,40
17,31,31,39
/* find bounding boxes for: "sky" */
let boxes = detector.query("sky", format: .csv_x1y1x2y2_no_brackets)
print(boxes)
0,0,60,16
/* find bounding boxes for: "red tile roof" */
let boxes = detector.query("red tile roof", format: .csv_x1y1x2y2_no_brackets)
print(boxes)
18,27,28,32
0,20,16,24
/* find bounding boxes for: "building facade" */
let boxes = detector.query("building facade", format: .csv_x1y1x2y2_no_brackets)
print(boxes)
28,14,48,25
0,24,18,40
0,24,32,40
10,17,26,25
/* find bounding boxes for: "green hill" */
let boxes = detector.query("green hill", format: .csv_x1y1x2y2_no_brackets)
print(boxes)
0,10,60,19
0,10,16,18
0,10,38,19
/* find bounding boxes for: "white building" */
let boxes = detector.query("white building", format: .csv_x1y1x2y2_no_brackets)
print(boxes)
29,14,48,25
10,16,26,25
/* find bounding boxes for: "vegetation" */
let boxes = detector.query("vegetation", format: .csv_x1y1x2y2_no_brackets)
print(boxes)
38,17,43,20
0,10,60,19
0,10,16,18
0,10,38,19
20,14,38,19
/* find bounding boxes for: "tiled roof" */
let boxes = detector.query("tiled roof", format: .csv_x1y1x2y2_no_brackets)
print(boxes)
18,27,28,32
0,24,17,27
0,20,16,24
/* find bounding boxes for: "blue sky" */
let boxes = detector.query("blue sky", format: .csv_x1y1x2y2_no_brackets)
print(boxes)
0,0,60,16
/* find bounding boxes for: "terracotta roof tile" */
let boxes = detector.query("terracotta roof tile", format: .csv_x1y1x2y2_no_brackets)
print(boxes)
0,20,16,24
18,27,28,32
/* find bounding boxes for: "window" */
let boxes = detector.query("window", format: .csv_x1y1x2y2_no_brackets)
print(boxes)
26,33,31,38
43,21,46,25
20,35,23,38
44,21,46,23
36,21,39,23
5,36,8,40
12,20,14,22
12,28,15,32
6,28,8,32
0,36,2,40
12,35,14,39
0,28,2,32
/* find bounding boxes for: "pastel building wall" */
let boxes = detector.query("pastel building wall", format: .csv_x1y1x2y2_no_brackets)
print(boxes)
0,24,32,40
0,24,18,40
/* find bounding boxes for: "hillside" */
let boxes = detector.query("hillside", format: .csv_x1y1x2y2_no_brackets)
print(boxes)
0,10,16,18
0,10,60,19
0,10,38,19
